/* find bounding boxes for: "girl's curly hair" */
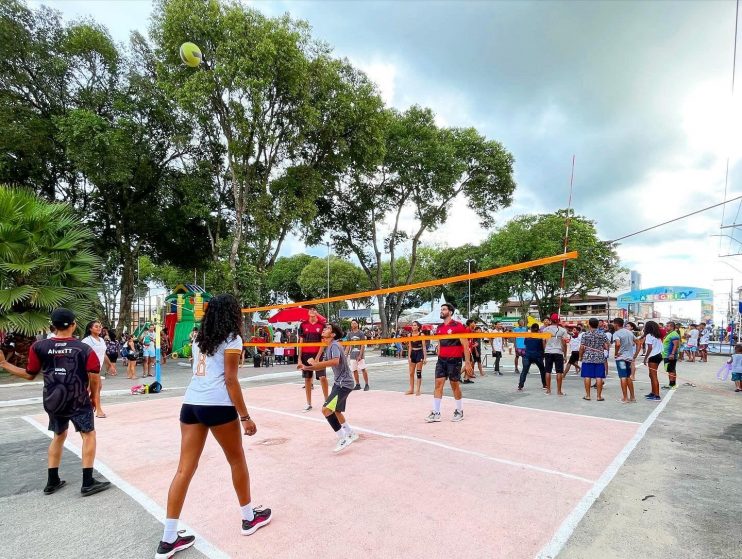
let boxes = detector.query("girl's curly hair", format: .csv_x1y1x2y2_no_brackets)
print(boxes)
196,294,243,356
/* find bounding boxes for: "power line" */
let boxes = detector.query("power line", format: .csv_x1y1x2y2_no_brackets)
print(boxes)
608,194,742,244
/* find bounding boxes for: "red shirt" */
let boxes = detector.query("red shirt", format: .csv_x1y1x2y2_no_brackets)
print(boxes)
659,328,667,339
299,320,324,355
435,320,468,359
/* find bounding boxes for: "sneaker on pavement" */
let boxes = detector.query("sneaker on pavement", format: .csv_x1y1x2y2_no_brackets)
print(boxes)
81,478,111,496
241,507,273,536
363,384,370,391
425,411,441,423
647,394,661,401
333,436,352,453
353,384,361,391
302,404,312,412
452,410,464,422
155,532,196,559
348,431,359,442
43,480,66,495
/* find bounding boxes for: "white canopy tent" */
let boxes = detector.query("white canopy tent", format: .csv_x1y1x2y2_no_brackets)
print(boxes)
417,294,465,325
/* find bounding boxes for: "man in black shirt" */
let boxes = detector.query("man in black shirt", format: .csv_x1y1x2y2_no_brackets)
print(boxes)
0,308,111,496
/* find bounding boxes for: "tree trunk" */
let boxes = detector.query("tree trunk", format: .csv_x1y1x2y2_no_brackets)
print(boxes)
116,254,136,334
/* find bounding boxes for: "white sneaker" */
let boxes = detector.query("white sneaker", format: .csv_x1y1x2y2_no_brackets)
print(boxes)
348,431,359,442
303,404,312,412
425,411,441,423
333,436,351,453
452,410,464,422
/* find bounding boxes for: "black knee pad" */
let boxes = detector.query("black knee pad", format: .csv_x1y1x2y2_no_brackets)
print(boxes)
416,369,422,379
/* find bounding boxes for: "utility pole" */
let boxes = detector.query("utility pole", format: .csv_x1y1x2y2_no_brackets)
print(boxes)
326,242,331,320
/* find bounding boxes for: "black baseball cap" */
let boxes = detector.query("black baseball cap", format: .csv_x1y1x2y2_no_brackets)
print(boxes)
51,308,76,328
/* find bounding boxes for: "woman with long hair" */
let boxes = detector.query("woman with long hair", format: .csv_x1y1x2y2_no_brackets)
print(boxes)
406,321,426,395
640,321,663,401
155,294,271,559
82,321,113,418
124,335,137,380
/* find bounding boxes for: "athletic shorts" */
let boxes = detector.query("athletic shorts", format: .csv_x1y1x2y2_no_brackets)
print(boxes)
492,351,502,358
515,348,526,357
615,359,632,378
581,362,606,379
699,344,708,351
568,350,580,365
143,346,156,358
301,353,326,379
106,352,119,363
648,354,663,365
435,357,462,382
732,372,742,381
664,358,677,373
544,353,564,374
350,358,366,372
472,353,481,364
47,408,95,435
180,404,237,427
324,385,352,413
410,349,424,364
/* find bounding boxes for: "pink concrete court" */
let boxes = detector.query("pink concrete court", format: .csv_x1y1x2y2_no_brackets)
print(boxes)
38,385,641,558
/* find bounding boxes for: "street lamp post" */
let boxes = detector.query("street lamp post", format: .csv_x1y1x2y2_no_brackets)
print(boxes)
714,278,734,348
465,259,476,318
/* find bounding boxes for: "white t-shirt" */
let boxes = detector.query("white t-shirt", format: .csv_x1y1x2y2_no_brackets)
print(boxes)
184,335,243,406
645,334,663,357
686,329,699,347
82,335,106,372
700,329,710,344
569,333,583,352
492,335,503,352
544,325,569,354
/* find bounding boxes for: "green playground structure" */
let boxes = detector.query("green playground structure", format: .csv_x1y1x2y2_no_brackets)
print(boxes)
163,284,211,356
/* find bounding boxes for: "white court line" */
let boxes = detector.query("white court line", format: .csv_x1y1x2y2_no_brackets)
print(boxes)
21,415,229,559
366,387,643,426
534,388,676,559
248,404,596,485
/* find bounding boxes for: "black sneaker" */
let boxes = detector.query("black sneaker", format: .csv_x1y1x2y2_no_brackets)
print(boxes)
353,384,362,391
241,507,272,535
363,384,370,391
155,531,196,559
497,371,503,376
43,479,66,495
81,478,111,496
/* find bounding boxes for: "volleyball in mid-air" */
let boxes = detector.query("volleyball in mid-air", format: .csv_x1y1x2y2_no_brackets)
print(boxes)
179,42,202,68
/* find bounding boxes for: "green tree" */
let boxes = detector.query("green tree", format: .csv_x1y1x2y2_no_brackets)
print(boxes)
315,106,516,334
152,0,386,295
298,257,368,319
0,187,100,365
267,254,318,304
480,210,622,319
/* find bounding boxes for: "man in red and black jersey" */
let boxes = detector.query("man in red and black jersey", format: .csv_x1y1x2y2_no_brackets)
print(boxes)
0,308,111,497
298,305,328,412
426,303,473,423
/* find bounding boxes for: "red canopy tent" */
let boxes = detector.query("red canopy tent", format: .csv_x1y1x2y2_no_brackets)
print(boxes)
268,307,326,324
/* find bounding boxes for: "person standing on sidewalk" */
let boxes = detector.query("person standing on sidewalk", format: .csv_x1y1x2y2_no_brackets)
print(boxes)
543,313,569,396
82,321,116,418
517,323,546,391
612,318,636,403
0,308,111,497
579,318,609,401
491,321,504,375
662,321,680,390
513,318,527,374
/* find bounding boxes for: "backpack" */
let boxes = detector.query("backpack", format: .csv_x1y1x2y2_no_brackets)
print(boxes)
145,381,162,394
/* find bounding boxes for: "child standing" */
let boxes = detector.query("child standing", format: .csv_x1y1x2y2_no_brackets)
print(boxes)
729,343,742,392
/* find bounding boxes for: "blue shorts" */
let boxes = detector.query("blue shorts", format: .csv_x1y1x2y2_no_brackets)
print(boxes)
615,360,632,378
143,346,156,358
732,372,742,382
581,362,606,379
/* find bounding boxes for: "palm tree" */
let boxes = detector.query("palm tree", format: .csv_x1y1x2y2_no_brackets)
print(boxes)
0,186,100,366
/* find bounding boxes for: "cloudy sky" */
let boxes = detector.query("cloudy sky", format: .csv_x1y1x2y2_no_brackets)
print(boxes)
32,0,742,321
